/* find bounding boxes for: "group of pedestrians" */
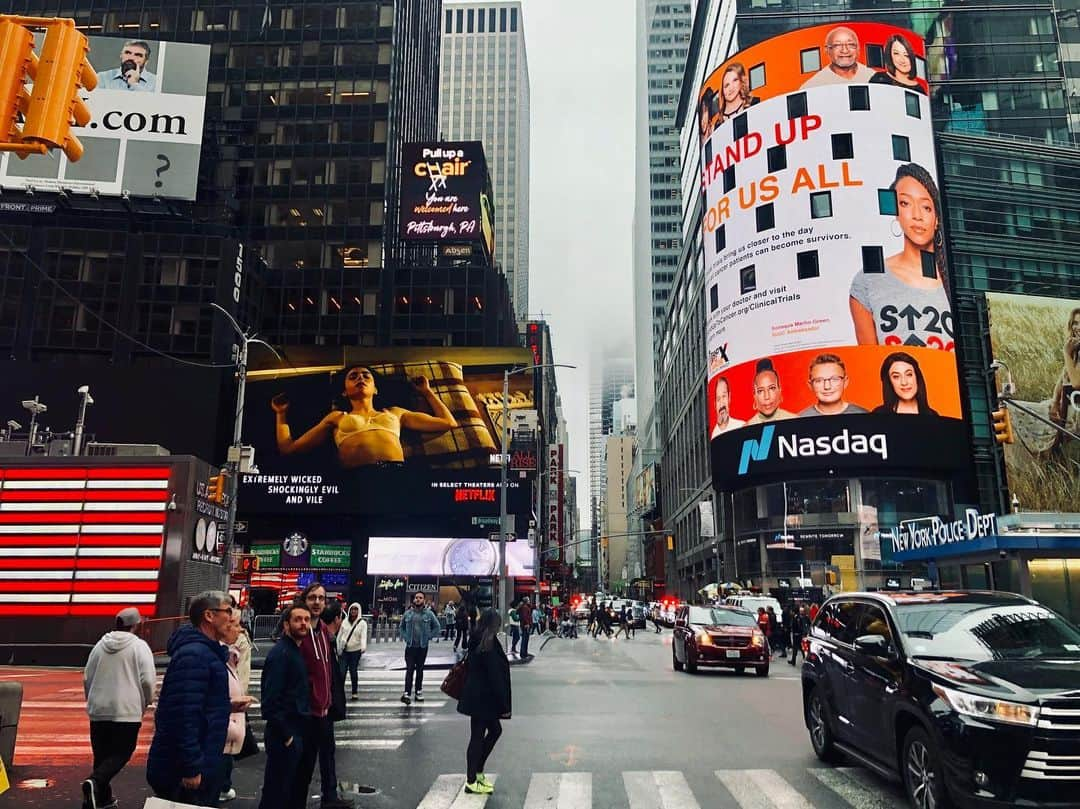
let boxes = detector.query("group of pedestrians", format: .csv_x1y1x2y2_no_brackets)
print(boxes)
748,601,817,665
586,599,636,639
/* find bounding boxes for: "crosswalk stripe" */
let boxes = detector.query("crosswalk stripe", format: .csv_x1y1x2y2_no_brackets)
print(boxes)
808,768,905,809
417,773,499,808
524,772,591,809
716,770,813,808
335,739,404,750
348,700,447,709
624,771,700,809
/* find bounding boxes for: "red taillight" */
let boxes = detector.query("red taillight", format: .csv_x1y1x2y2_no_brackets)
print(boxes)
801,637,810,654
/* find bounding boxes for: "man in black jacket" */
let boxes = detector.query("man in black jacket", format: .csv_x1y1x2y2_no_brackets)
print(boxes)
258,603,312,809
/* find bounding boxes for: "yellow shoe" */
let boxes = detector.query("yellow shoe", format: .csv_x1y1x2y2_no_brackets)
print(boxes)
465,780,493,795
477,773,493,789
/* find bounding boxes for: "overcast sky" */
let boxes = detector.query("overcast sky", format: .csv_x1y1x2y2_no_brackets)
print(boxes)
520,0,637,517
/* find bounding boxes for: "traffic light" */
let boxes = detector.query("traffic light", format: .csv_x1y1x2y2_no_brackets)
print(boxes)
0,18,37,149
992,407,1015,445
237,554,259,574
666,534,674,551
21,18,96,162
207,471,228,504
601,537,609,549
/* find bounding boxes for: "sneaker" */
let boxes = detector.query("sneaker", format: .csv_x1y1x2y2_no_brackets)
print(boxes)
476,773,493,788
219,787,237,802
82,778,98,809
350,692,358,700
414,690,424,702
400,692,411,705
464,780,493,795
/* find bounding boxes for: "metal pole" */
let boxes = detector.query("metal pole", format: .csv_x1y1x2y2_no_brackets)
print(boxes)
222,337,247,584
498,369,509,617
73,390,91,457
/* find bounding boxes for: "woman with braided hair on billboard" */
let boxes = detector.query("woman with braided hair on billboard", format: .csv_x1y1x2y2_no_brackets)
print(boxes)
849,163,953,351
271,365,457,468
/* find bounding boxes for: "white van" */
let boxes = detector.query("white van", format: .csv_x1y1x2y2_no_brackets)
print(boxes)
724,595,784,625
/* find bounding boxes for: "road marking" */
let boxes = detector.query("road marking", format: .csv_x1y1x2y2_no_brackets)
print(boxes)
809,768,905,809
348,700,447,709
21,701,92,709
335,739,405,750
417,773,498,808
716,770,813,808
524,773,591,809
624,771,700,809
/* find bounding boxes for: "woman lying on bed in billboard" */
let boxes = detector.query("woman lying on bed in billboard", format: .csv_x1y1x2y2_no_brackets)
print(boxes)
849,163,953,351
271,366,457,468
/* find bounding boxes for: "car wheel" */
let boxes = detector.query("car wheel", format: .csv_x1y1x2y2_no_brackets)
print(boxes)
685,652,698,674
902,727,951,809
672,646,684,671
807,687,842,764
756,662,769,677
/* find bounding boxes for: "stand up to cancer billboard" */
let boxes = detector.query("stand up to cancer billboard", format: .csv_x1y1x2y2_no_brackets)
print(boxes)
700,23,968,487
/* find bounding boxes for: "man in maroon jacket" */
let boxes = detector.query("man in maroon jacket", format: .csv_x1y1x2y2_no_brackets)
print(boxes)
290,583,351,809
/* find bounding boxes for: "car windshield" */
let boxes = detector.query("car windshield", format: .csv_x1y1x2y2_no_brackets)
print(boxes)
689,607,757,627
895,597,1080,661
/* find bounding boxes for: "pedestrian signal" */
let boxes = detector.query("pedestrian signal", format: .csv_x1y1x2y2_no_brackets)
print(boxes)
237,554,259,574
21,18,97,162
991,407,1015,445
207,471,228,504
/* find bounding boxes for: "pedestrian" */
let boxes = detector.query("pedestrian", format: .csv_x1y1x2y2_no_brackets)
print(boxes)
756,607,771,650
613,605,629,639
81,607,156,809
767,606,783,657
442,602,456,640
458,608,512,795
651,604,664,634
454,602,470,651
399,591,441,704
318,602,351,809
809,602,821,623
532,604,543,635
627,604,637,638
258,603,312,809
587,599,598,637
146,591,232,806
219,609,254,803
337,603,368,700
507,602,521,656
517,598,533,659
291,583,351,809
789,606,809,666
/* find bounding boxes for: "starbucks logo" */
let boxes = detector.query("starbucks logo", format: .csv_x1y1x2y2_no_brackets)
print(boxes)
283,532,309,557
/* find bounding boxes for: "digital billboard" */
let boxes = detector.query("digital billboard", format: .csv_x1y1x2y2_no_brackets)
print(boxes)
0,35,210,201
699,23,967,488
400,141,496,258
239,347,535,514
987,292,1080,512
367,537,533,577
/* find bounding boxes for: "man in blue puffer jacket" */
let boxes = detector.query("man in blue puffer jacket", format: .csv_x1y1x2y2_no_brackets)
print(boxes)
147,590,232,806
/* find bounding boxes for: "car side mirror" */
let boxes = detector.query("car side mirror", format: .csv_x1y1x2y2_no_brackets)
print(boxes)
854,634,894,658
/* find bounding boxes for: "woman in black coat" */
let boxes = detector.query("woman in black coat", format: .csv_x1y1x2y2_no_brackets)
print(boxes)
457,608,511,795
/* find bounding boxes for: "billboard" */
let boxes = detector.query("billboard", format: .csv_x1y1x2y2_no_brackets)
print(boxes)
239,347,535,514
699,23,967,488
367,537,533,577
0,35,210,201
986,292,1080,511
400,141,496,258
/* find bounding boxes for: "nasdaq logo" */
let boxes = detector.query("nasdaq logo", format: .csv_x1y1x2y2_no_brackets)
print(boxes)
737,425,775,475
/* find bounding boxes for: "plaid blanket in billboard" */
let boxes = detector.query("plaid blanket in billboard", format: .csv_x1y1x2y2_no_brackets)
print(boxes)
366,360,496,468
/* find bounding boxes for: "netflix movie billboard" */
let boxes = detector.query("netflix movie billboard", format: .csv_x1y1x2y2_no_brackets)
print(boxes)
238,347,534,514
0,34,209,201
699,23,967,488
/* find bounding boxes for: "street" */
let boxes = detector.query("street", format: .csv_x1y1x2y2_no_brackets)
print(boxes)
3,630,909,808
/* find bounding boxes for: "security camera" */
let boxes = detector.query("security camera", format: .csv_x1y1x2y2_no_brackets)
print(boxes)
6,420,21,430
77,385,90,394
989,360,1003,372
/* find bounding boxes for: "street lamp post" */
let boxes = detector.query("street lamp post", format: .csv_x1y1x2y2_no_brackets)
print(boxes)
497,362,575,617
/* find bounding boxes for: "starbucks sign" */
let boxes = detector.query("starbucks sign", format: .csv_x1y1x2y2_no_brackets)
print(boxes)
311,544,351,569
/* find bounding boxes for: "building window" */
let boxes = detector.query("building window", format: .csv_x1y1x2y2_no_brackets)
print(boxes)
767,145,787,172
445,9,452,33
800,48,820,74
456,9,464,32
500,8,507,31
905,92,921,118
756,203,776,232
467,8,474,32
749,62,765,89
877,188,898,216
796,250,820,280
787,92,808,119
511,7,518,32
810,191,833,219
849,85,870,111
892,134,911,162
861,246,885,274
739,265,756,294
831,133,854,160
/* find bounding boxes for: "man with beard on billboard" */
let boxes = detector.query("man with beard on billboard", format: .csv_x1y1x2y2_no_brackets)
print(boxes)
271,366,457,468
98,40,157,92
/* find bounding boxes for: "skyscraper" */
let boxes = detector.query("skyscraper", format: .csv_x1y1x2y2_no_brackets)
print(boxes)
440,2,531,319
588,351,635,524
632,1,692,457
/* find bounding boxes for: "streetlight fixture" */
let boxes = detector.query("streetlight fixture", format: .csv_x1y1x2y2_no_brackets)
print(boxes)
210,303,282,575
497,362,576,616
72,385,94,456
20,396,47,456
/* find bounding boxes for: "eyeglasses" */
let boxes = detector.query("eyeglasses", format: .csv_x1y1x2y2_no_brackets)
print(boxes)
811,376,846,387
828,41,858,51
207,608,232,615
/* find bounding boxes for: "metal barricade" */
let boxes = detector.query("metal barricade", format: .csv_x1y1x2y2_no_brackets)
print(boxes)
252,614,282,641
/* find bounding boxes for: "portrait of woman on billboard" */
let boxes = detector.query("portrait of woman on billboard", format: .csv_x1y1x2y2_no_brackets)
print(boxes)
869,34,926,94
717,63,760,125
849,163,952,350
271,365,457,468
745,358,796,424
1049,306,1080,427
872,352,939,416
699,88,719,140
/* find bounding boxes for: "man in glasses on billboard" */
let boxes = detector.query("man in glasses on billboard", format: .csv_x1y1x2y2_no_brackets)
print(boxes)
802,26,876,88
799,353,869,416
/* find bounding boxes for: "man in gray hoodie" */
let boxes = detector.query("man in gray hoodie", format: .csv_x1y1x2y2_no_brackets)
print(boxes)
82,606,156,809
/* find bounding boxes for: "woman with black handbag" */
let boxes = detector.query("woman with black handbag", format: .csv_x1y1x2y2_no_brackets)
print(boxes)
457,608,511,795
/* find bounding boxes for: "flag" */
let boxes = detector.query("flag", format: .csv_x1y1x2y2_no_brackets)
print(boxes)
0,466,169,617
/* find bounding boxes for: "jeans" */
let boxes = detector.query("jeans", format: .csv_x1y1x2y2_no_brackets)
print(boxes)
509,625,520,653
519,627,530,658
258,727,303,809
341,649,362,694
221,754,234,792
466,717,503,783
88,720,140,805
404,645,429,693
454,624,468,650
290,715,336,807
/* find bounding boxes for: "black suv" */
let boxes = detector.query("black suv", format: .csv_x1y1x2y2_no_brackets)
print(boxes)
802,590,1080,808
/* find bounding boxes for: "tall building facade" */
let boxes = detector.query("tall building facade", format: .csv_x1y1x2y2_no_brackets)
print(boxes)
656,0,1080,600
440,2,531,319
633,0,691,464
602,433,635,592
587,351,635,521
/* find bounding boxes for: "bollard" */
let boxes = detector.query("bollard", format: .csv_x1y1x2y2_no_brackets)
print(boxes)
0,681,24,770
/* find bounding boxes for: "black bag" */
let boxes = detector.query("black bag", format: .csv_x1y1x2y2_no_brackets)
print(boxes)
235,723,259,760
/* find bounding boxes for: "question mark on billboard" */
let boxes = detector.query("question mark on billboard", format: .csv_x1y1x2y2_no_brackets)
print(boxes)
154,154,171,188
